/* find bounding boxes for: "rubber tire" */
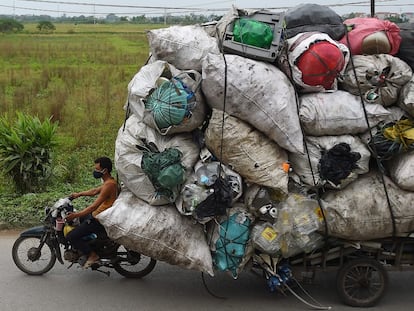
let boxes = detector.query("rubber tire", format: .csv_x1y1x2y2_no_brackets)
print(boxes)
12,236,56,275
336,258,388,307
113,246,156,278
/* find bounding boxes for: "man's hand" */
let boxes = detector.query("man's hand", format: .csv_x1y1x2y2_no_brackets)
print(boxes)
65,212,77,222
69,193,80,200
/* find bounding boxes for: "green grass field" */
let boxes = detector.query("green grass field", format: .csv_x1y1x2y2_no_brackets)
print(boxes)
0,23,164,227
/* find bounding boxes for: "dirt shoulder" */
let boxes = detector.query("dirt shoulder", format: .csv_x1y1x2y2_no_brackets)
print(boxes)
0,229,21,237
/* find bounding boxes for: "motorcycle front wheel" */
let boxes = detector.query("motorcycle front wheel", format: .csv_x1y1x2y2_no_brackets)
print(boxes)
12,236,56,275
113,245,156,278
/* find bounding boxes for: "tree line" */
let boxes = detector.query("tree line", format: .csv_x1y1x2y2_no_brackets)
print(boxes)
0,13,222,26
1,11,408,34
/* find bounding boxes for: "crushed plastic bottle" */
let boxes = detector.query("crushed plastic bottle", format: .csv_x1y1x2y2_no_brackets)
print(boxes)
292,210,320,235
182,183,214,210
251,222,281,254
195,162,220,186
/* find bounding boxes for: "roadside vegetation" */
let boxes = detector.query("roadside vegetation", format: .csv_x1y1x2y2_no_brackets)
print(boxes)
0,23,160,229
0,113,58,193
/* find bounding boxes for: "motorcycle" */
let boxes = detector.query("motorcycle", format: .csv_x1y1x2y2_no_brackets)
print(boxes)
12,197,156,278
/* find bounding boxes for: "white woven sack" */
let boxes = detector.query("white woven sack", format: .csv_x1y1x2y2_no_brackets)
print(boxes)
398,75,414,117
147,25,220,71
205,109,289,194
322,171,414,240
97,190,214,276
289,135,371,188
388,151,414,191
287,32,350,93
115,114,199,205
340,54,412,106
126,60,207,135
202,53,303,153
299,90,390,136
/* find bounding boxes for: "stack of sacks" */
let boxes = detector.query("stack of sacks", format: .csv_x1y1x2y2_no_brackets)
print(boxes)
97,4,414,278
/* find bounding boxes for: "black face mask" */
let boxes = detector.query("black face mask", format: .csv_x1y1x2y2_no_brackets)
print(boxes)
93,169,105,179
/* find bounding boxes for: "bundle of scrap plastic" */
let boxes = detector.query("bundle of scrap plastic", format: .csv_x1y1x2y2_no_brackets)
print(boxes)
100,5,414,276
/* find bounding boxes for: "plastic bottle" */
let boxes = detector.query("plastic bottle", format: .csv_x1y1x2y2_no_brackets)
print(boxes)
182,184,214,209
195,162,220,186
277,203,292,234
251,222,281,255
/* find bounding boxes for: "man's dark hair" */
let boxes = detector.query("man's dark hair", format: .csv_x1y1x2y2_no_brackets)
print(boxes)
95,157,112,173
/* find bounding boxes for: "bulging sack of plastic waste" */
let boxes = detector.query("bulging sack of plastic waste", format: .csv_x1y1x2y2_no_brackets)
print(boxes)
289,135,371,189
147,25,220,71
205,109,289,194
97,190,214,276
398,75,414,117
396,23,414,70
340,54,412,107
201,53,303,154
388,151,414,191
322,171,414,240
299,90,391,136
126,60,207,135
339,17,401,56
115,114,199,205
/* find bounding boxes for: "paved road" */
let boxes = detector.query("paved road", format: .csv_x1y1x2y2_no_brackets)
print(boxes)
1,230,414,311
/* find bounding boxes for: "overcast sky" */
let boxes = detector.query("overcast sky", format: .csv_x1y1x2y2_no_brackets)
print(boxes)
0,0,413,17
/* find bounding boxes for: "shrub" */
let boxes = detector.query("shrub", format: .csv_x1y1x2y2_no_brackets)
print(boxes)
37,21,56,33
0,18,24,33
0,113,58,193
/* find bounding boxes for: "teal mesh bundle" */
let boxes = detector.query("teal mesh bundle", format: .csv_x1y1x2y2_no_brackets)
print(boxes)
233,18,274,49
141,147,185,196
214,213,251,278
145,79,189,129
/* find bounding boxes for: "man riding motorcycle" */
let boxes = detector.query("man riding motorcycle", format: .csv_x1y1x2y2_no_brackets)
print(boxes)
65,156,118,268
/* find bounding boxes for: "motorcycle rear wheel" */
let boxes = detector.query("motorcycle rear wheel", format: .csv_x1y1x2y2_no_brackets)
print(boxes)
12,236,56,275
113,245,156,278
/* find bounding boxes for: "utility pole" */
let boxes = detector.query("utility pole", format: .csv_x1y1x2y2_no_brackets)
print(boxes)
370,0,375,17
164,8,167,25
93,3,96,25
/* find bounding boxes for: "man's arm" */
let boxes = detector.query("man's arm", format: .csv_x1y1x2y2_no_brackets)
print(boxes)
66,184,111,220
71,186,102,199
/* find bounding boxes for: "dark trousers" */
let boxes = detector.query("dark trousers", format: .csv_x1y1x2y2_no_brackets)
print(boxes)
66,216,106,256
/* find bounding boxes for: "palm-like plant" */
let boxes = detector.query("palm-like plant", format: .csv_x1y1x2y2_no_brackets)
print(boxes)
0,113,58,193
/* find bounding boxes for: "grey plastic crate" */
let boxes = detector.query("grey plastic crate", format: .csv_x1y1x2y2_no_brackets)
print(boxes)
222,11,285,62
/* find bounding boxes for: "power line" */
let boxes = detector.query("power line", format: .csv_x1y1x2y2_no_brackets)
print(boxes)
18,0,234,10
19,0,408,11
4,0,413,17
0,4,226,15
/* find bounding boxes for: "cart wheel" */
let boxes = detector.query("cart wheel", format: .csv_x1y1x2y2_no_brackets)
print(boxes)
336,258,388,307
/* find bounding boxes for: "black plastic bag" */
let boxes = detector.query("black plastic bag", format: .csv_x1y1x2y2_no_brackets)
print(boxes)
284,3,346,40
195,177,233,219
319,143,361,186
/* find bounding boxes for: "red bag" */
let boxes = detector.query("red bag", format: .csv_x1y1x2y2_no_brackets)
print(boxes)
340,17,401,55
296,41,346,90
286,32,349,92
